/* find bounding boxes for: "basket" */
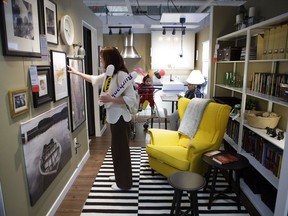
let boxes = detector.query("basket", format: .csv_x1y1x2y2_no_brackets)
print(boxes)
246,110,280,129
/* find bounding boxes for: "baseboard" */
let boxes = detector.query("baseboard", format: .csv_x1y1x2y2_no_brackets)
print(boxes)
46,150,90,216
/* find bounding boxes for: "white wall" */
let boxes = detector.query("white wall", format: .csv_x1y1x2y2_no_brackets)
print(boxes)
151,31,195,70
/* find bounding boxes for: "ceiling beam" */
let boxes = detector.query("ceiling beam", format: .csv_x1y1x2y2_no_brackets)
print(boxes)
83,0,245,7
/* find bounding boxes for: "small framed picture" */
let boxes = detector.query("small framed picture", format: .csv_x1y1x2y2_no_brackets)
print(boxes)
50,50,68,101
8,88,29,118
0,0,41,57
41,0,58,44
32,65,54,108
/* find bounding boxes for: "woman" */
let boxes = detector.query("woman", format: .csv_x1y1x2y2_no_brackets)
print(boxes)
67,47,135,190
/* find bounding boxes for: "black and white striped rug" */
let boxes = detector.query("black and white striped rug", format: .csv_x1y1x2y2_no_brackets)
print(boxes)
81,147,249,215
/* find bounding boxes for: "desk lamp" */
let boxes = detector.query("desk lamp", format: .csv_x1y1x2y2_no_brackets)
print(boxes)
186,70,205,98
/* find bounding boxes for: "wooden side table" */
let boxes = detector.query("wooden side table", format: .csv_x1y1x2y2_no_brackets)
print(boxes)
202,151,249,210
168,171,206,216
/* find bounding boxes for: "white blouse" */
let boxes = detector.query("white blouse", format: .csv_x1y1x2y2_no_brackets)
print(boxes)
91,71,136,124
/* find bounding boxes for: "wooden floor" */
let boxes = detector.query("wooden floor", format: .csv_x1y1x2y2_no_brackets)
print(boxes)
55,121,260,216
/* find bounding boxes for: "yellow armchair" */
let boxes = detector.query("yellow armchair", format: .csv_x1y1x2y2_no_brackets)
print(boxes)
146,98,231,177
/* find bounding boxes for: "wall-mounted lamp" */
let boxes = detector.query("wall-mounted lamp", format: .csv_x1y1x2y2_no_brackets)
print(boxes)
108,26,132,35
73,43,85,59
162,26,186,35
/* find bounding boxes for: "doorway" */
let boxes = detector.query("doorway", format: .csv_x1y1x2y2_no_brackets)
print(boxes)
83,26,95,136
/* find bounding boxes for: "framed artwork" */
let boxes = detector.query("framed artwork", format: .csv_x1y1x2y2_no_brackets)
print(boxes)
50,50,68,101
20,103,71,206
0,0,41,57
8,88,29,118
32,65,54,108
41,0,58,44
67,58,86,131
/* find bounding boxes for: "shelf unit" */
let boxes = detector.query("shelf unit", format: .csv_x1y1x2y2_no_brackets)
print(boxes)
213,12,288,216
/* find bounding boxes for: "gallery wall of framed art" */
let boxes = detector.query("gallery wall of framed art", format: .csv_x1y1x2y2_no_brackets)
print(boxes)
0,0,103,215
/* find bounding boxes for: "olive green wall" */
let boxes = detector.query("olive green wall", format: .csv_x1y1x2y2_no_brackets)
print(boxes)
0,1,102,215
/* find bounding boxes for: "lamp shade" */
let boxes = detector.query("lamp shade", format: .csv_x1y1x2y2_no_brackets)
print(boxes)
186,70,205,85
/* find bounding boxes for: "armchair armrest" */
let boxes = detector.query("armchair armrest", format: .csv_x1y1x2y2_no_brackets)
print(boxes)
148,129,180,146
187,141,215,157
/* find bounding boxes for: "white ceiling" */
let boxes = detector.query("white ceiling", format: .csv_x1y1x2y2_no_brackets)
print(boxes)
83,0,246,33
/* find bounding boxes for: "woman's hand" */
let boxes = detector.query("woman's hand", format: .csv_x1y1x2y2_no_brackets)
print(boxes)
99,93,114,104
67,65,93,83
67,65,79,75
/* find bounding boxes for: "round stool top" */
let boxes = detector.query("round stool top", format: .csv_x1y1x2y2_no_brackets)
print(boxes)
202,151,249,170
168,171,206,191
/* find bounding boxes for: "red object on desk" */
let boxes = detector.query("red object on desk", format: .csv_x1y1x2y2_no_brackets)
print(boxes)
212,152,239,164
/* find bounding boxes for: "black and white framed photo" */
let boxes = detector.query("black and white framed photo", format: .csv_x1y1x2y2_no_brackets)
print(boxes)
67,58,86,131
41,0,58,44
20,103,71,206
32,65,54,108
8,88,29,118
0,0,41,57
50,50,68,101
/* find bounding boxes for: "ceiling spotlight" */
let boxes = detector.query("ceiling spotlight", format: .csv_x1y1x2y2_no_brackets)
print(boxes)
109,28,112,35
172,28,176,35
162,28,166,35
119,28,122,35
182,29,186,35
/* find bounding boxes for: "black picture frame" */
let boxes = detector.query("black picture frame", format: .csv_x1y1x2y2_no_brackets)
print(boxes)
67,57,86,131
40,0,58,44
0,0,41,57
50,50,68,101
32,65,54,108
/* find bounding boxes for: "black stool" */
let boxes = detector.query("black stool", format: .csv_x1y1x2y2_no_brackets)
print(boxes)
168,171,206,216
202,151,249,210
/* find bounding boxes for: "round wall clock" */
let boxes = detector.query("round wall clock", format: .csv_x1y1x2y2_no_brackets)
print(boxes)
60,15,75,46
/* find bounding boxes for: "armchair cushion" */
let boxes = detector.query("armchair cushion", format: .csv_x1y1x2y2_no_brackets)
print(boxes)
146,145,189,171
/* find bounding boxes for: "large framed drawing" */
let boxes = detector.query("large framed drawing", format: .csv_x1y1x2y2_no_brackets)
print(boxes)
67,58,86,131
32,65,54,108
20,103,71,206
8,88,29,118
50,50,68,101
0,0,41,57
41,0,58,44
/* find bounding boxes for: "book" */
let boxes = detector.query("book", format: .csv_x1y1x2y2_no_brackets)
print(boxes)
212,152,239,165
205,150,221,157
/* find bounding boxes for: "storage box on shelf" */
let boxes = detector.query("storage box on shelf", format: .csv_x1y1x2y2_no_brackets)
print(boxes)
213,12,288,216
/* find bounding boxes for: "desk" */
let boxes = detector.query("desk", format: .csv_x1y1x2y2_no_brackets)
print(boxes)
160,94,179,113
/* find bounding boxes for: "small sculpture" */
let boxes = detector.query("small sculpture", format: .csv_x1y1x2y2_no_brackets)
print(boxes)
277,131,284,140
265,127,277,138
